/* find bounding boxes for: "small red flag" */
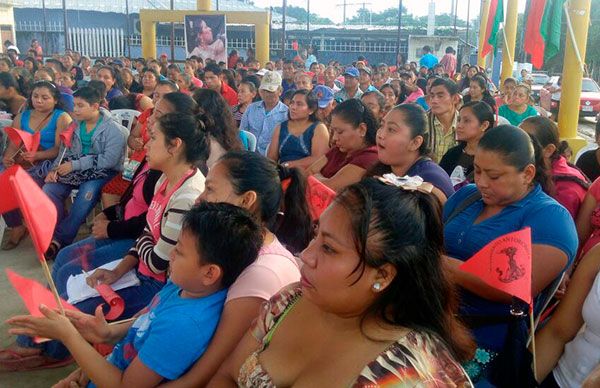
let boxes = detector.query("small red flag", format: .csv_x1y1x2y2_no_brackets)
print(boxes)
306,176,336,221
60,122,76,148
95,283,125,320
0,166,57,260
6,269,77,317
3,127,41,152
460,228,532,306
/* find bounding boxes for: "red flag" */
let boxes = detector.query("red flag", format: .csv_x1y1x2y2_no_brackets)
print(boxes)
60,122,76,148
0,166,57,259
95,284,125,320
524,0,547,69
481,0,504,58
281,176,337,222
6,269,77,317
3,127,41,152
460,228,532,305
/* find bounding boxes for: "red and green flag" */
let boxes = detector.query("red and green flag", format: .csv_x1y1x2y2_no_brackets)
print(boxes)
524,0,566,69
481,0,505,57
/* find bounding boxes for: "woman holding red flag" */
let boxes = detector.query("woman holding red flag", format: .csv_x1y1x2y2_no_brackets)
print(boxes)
0,80,71,250
442,125,578,385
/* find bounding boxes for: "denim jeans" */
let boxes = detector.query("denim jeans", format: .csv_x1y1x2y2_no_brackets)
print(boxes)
42,177,111,247
52,236,136,298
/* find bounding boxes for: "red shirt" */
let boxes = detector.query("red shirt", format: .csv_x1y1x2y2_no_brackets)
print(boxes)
321,145,378,178
220,82,238,106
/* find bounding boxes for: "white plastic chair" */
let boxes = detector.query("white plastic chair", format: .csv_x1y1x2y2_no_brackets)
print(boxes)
241,130,257,152
111,109,140,136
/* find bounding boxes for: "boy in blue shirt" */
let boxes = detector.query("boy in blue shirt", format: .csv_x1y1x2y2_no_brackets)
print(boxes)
8,202,263,387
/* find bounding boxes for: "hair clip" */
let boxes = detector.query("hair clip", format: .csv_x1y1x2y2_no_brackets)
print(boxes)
377,173,434,194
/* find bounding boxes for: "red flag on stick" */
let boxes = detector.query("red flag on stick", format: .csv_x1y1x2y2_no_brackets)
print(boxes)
460,227,533,306
3,127,41,152
6,269,77,317
59,122,76,148
0,166,57,259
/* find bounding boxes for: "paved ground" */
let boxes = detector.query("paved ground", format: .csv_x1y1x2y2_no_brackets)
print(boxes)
0,117,597,387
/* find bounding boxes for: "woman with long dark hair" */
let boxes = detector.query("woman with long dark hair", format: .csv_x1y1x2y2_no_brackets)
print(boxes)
192,88,243,168
267,89,329,169
369,103,454,203
443,125,578,385
1,81,72,250
440,101,495,189
308,99,379,192
210,178,474,386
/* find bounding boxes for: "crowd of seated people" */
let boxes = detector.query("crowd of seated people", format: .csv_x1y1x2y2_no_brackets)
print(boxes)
0,45,599,387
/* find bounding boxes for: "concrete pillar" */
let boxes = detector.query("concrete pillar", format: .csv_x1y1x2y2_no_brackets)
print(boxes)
141,20,157,59
558,0,591,153
197,0,211,11
255,20,270,66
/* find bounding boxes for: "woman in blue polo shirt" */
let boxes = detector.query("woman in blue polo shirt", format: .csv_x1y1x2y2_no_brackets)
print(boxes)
443,125,578,386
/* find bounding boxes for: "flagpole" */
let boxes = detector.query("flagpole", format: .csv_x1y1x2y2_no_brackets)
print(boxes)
563,2,585,74
501,27,513,71
500,0,518,84
529,308,538,382
41,258,66,316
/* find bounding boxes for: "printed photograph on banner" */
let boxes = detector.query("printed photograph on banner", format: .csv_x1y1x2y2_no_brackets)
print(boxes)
184,14,227,64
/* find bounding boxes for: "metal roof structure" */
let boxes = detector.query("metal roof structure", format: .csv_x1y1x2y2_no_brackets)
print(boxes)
12,0,294,22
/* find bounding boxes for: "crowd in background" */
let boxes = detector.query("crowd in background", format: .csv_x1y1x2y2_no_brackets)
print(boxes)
0,39,599,387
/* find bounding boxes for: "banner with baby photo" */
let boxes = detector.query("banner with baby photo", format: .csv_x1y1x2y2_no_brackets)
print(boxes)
184,14,227,64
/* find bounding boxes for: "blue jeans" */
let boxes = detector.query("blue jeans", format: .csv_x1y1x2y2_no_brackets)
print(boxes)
52,236,136,298
18,267,164,359
42,178,110,247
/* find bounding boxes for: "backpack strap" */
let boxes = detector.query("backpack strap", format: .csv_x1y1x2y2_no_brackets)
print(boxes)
445,190,482,224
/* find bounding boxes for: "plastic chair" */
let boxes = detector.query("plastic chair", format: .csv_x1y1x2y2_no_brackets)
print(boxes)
241,130,257,152
0,118,13,156
110,109,140,136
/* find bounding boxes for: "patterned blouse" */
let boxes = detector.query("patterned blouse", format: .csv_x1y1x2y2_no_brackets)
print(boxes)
238,284,473,387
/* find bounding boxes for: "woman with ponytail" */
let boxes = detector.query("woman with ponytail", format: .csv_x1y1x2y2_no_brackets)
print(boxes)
163,151,311,387
210,178,474,387
191,88,243,168
520,116,589,220
443,125,578,385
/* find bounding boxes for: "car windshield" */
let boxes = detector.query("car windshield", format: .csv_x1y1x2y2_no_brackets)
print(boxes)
582,79,600,93
531,74,549,85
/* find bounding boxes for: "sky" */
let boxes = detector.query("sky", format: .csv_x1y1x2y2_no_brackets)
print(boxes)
251,0,527,25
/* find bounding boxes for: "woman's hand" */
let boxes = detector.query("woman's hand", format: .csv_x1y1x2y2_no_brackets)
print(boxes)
45,171,58,183
582,363,600,388
52,368,89,388
21,151,39,163
92,219,110,239
93,212,108,223
2,155,14,167
6,304,78,342
86,268,120,287
64,305,111,344
56,162,73,176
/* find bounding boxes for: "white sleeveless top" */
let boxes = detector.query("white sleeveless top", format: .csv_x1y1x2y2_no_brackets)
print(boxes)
553,272,600,387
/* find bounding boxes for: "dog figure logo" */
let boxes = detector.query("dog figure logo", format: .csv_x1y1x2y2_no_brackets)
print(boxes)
495,246,526,283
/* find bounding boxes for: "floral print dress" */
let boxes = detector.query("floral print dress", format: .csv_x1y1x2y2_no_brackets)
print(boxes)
237,284,473,387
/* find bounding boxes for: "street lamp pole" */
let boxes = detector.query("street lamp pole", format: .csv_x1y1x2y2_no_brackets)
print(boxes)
396,0,403,67
281,0,287,59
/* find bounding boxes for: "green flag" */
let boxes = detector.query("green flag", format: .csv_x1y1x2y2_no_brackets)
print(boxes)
482,0,505,56
541,0,566,61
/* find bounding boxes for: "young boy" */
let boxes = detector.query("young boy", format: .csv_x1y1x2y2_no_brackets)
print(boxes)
8,202,263,387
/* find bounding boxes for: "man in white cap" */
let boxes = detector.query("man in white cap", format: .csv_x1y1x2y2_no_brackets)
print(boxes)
240,70,289,155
